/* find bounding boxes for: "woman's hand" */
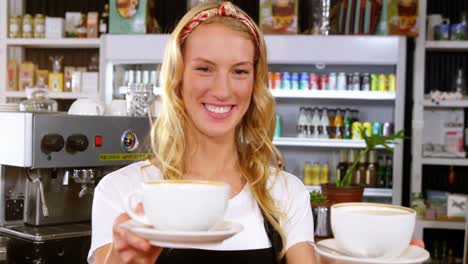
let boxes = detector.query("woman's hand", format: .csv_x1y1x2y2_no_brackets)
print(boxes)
111,204,163,263
410,239,425,248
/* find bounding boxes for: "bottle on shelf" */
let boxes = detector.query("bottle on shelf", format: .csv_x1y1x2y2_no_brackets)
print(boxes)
365,150,377,187
306,108,314,137
99,4,109,36
343,108,352,139
320,162,329,184
303,162,313,185
297,107,308,138
453,68,466,95
347,150,357,184
336,150,348,183
334,109,344,139
311,162,321,186
320,108,330,139
312,108,320,138
384,156,393,188
377,155,386,188
328,108,336,138
354,151,367,185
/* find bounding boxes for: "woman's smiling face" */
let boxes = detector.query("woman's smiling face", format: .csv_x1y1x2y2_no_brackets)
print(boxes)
181,22,255,139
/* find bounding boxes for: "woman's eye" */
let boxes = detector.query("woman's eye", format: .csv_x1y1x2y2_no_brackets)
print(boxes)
196,67,210,72
234,69,249,75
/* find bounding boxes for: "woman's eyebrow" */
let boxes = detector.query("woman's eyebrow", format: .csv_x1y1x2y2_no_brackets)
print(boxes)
232,61,253,67
192,57,216,65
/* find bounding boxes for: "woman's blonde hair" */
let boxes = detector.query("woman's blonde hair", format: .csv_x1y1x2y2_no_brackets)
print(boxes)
151,1,287,259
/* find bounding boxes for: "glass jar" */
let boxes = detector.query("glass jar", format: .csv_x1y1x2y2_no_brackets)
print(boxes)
19,89,58,112
22,14,33,38
126,83,155,116
8,15,21,38
33,14,45,38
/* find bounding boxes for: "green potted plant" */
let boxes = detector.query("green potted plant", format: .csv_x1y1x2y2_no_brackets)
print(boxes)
310,190,329,208
321,129,406,204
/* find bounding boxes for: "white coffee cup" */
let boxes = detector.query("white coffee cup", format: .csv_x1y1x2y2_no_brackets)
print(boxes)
68,99,105,116
125,180,230,231
331,203,416,259
427,14,450,40
106,99,127,116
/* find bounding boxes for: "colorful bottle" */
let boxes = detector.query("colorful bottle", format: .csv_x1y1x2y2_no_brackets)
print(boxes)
333,109,344,139
365,150,377,187
303,162,313,185
343,109,352,139
274,114,282,138
311,162,321,186
320,162,329,184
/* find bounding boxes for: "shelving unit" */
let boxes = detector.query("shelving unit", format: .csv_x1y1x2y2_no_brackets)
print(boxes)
0,0,101,103
412,1,467,260
273,137,394,149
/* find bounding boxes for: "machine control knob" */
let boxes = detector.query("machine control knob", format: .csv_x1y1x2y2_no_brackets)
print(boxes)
66,134,89,153
41,134,65,153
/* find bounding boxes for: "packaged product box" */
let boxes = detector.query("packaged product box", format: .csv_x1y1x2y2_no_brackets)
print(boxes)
81,72,99,94
7,60,18,91
87,12,99,38
447,194,466,218
387,0,418,36
260,0,298,34
45,17,65,38
19,62,35,91
36,69,49,87
65,12,82,37
109,0,160,34
48,72,64,92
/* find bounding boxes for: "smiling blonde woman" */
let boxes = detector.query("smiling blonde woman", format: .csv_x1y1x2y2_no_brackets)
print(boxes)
89,2,316,264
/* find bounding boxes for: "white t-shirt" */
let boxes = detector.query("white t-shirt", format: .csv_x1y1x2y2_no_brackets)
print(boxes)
88,160,314,263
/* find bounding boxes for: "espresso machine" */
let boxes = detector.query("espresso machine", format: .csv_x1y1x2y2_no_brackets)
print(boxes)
0,112,151,263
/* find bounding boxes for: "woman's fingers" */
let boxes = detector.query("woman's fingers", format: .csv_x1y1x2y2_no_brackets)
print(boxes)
410,239,425,248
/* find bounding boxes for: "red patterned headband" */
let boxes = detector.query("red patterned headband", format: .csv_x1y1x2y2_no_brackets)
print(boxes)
180,2,260,58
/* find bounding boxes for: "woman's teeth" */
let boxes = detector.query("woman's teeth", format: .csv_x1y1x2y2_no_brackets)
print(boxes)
204,104,232,114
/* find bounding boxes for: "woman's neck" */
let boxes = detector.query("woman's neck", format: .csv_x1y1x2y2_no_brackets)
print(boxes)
184,129,241,183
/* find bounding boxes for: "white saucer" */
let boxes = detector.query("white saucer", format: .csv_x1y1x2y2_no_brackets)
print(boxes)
314,239,430,264
120,220,243,249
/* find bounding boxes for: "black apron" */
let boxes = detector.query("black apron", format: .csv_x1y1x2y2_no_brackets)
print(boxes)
156,212,285,264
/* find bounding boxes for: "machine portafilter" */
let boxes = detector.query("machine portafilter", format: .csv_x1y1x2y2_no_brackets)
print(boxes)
63,169,98,198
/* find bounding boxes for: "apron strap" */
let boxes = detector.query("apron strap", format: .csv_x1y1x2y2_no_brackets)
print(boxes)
261,210,285,264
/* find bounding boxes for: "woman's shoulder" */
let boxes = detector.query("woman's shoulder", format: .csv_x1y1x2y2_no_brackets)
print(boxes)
96,160,163,192
268,167,307,197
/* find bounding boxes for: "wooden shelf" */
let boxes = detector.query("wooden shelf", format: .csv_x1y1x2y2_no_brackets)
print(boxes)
273,137,394,149
426,41,468,51
271,89,396,100
5,38,100,48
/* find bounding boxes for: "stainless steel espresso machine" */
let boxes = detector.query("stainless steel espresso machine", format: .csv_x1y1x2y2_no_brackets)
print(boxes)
0,112,151,263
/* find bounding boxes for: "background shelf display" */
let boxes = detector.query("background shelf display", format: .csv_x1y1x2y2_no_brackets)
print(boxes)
306,185,393,198
271,89,396,100
273,137,394,149
423,98,468,108
425,41,468,51
3,91,99,99
5,38,101,49
421,158,468,167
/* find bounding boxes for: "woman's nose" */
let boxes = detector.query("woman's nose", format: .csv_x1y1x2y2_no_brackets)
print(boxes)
212,72,232,100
